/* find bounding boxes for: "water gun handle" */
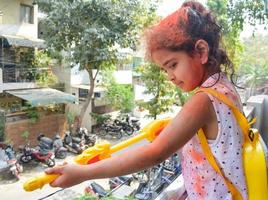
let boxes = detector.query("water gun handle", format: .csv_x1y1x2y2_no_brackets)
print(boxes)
23,174,60,192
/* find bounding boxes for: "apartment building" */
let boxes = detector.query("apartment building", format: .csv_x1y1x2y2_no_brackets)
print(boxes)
0,1,75,146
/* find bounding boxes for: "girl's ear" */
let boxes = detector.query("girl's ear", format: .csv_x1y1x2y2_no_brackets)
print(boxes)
195,39,209,64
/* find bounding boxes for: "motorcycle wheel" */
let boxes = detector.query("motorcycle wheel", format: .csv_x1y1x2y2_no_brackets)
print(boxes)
124,125,134,136
113,131,122,139
46,158,55,167
20,155,31,163
55,150,67,159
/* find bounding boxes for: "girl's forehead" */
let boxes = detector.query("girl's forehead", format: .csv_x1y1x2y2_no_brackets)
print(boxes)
152,49,186,66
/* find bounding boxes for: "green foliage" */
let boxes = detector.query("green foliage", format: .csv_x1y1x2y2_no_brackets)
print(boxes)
101,70,134,113
36,70,58,87
73,193,97,200
136,63,188,119
67,112,75,127
90,113,112,125
32,50,59,87
23,105,40,123
0,111,5,141
27,110,40,123
35,0,158,121
16,48,58,85
21,131,30,142
237,34,268,89
36,0,158,71
207,0,268,69
19,48,36,68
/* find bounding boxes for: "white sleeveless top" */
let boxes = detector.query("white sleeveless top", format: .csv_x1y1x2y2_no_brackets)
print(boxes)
180,73,248,200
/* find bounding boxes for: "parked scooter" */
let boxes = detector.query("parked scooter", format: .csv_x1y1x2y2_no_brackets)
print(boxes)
63,131,84,154
53,134,68,159
19,143,55,167
37,134,67,159
0,144,23,180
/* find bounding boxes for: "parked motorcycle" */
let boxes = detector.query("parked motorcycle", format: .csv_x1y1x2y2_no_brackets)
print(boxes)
84,181,108,198
19,144,55,167
98,123,123,139
127,116,141,132
0,144,23,180
63,131,84,154
37,134,67,159
115,114,141,134
114,119,134,136
109,176,133,190
77,127,96,147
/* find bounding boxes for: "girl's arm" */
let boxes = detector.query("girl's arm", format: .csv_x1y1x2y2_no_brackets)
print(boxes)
46,92,215,188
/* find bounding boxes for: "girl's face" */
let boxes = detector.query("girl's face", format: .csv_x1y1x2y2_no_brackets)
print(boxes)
152,48,207,92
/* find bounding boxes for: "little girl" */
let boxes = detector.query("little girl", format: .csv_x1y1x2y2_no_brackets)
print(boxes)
46,1,247,199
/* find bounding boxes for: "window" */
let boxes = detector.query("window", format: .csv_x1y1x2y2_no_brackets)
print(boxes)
79,89,88,98
94,92,101,98
20,4,34,24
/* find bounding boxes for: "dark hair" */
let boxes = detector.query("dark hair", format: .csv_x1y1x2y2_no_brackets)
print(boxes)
145,0,236,85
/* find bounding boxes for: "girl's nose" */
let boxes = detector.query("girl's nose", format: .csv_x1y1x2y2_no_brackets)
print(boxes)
167,72,175,82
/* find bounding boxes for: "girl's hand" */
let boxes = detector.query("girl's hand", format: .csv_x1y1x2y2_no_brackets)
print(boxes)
45,162,87,188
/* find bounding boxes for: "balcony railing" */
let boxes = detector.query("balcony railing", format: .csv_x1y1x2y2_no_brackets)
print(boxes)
2,67,49,83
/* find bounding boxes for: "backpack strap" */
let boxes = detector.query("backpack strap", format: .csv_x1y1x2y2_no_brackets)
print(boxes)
196,88,247,200
197,88,251,143
198,129,243,200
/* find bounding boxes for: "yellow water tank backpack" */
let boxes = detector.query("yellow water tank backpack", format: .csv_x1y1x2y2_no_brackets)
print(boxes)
196,88,268,200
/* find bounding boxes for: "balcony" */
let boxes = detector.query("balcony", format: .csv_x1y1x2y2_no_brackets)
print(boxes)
1,67,48,83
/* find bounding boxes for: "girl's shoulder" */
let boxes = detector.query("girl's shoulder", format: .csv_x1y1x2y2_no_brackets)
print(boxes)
201,72,243,111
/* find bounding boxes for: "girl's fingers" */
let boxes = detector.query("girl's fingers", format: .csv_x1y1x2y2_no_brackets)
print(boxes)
45,164,65,174
50,177,62,188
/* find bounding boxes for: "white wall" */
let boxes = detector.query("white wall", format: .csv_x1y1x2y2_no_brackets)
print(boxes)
0,0,38,39
113,70,132,84
70,65,91,85
71,66,133,85
134,84,153,102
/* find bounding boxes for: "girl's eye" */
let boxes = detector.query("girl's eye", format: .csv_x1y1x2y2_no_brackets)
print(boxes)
169,63,177,69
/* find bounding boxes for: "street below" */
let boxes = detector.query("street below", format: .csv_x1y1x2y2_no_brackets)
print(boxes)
0,107,180,200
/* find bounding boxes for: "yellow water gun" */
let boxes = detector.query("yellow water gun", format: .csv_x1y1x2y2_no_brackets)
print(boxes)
23,118,172,192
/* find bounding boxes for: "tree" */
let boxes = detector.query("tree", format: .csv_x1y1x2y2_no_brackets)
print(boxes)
36,0,158,125
101,70,134,113
207,0,268,69
136,63,189,119
237,34,268,95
